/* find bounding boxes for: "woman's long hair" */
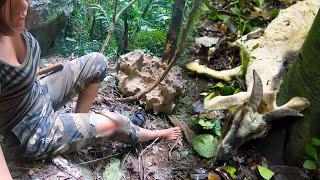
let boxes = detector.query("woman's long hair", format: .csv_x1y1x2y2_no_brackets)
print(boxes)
0,0,14,35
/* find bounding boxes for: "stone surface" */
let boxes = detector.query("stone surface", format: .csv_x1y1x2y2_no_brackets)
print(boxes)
116,50,185,114
26,0,74,54
195,36,219,48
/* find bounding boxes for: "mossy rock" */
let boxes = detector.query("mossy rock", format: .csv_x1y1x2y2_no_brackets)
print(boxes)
26,0,74,54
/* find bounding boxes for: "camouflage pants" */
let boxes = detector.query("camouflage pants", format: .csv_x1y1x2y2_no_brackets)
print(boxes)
6,53,140,159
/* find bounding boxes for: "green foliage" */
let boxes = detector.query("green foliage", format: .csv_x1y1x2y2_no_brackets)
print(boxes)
193,118,222,137
191,134,218,158
103,158,122,180
303,160,317,170
203,0,280,35
312,138,320,147
128,30,167,56
257,165,275,180
173,86,194,116
203,81,241,102
220,165,237,179
303,138,320,170
54,0,176,58
239,43,259,75
305,144,318,160
56,1,112,56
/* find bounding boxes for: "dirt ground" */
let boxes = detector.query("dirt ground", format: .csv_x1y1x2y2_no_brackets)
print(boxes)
9,56,212,180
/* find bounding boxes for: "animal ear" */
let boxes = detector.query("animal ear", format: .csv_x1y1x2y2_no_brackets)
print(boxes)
263,108,303,121
248,70,263,111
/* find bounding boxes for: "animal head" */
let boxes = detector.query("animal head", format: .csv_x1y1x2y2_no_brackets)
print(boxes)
215,70,303,160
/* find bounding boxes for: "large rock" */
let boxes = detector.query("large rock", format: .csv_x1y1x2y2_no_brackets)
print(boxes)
26,0,74,54
116,50,185,114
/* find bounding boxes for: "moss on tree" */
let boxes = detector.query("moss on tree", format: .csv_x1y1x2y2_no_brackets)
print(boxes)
278,11,320,164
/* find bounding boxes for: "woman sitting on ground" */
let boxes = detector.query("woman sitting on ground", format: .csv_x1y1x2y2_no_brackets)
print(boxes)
0,0,181,178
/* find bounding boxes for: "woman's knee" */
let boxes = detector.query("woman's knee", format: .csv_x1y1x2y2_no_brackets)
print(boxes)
90,52,108,68
83,52,108,83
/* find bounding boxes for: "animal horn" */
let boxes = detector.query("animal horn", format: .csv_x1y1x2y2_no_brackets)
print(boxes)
263,108,303,122
248,70,263,111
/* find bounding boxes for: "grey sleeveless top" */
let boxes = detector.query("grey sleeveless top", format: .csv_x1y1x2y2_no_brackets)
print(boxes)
0,29,54,144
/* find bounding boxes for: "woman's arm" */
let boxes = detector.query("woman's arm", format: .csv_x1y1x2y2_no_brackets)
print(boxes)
0,146,12,179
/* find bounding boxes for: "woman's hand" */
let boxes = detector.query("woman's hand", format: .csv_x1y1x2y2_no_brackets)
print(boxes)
0,146,12,180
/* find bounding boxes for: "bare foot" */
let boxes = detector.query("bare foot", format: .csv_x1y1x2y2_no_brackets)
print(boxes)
159,127,181,141
138,127,181,142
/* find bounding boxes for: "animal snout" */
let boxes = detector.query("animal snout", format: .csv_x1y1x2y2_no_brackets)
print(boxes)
215,143,234,161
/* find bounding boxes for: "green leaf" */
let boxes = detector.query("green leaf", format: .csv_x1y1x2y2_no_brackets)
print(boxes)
198,119,215,130
239,45,251,74
220,165,237,179
103,158,122,180
251,43,260,51
230,6,240,15
303,160,317,170
257,165,275,180
312,138,320,147
215,82,225,88
234,88,241,94
204,92,216,102
191,134,218,158
214,120,222,137
269,9,280,19
305,144,318,160
258,0,265,8
220,86,236,96
217,14,228,21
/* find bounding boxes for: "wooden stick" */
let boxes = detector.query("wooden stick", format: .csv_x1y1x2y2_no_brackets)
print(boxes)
116,0,201,102
36,63,63,76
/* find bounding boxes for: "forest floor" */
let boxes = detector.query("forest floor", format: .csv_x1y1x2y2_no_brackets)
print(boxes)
9,57,206,180
8,32,260,180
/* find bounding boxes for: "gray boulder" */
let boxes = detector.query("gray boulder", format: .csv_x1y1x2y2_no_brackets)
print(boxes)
26,0,74,54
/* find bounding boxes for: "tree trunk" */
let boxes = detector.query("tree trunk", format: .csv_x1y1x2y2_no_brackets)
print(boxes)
118,13,129,55
277,11,320,165
162,0,185,63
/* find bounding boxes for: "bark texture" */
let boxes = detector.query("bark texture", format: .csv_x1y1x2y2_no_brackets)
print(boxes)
278,10,320,164
162,0,185,63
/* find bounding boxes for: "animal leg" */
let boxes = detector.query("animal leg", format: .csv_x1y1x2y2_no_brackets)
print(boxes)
278,97,310,111
204,92,250,110
186,60,242,81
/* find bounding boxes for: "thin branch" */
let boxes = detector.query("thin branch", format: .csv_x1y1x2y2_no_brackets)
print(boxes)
217,9,248,20
138,138,160,180
169,137,180,159
139,138,160,156
116,0,201,102
100,0,137,53
75,153,122,165
112,0,119,22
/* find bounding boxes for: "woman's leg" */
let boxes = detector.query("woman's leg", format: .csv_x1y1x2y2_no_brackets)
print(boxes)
23,111,181,158
138,127,181,141
39,52,108,111
76,83,100,113
97,109,181,141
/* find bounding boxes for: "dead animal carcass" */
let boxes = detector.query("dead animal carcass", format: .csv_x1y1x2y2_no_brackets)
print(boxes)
187,0,319,159
117,50,185,114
